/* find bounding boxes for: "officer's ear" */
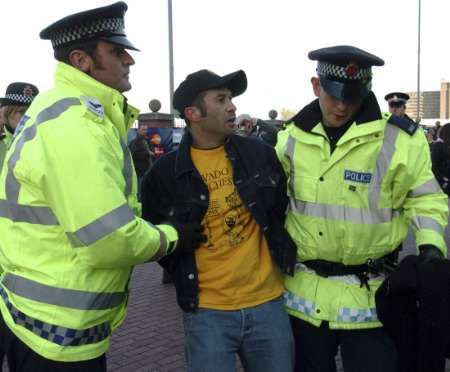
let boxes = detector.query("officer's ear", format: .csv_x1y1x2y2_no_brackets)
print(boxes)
68,49,93,74
311,77,320,98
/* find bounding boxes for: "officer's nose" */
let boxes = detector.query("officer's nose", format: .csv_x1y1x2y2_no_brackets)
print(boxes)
123,50,135,66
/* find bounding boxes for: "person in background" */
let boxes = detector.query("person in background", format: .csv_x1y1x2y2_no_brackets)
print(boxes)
276,45,448,372
129,123,153,199
0,82,39,170
384,92,415,123
142,69,296,372
0,2,204,370
236,113,279,146
149,132,165,158
430,123,450,195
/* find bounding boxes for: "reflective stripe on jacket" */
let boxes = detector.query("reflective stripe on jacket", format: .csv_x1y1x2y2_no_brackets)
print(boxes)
276,96,448,330
0,62,178,361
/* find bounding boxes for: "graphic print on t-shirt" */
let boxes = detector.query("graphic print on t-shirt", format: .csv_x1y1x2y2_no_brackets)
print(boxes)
199,164,250,249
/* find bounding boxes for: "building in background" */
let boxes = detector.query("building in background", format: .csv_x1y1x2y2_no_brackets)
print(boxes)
405,81,450,122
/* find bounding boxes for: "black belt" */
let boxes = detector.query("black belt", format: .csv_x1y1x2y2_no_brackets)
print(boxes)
301,248,400,290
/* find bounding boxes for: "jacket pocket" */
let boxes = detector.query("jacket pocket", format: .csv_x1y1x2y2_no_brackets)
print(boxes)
289,175,318,202
252,168,280,207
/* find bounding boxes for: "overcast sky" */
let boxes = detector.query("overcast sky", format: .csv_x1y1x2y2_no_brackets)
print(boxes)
1,0,449,121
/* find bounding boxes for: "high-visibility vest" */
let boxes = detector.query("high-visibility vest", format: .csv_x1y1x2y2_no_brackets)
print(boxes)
276,112,448,330
0,62,178,361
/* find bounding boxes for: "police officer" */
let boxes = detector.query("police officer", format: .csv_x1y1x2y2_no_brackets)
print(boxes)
275,45,448,372
0,82,39,170
384,91,415,122
0,2,204,371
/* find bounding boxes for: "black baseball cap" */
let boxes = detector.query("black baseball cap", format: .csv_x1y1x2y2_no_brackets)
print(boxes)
173,69,247,118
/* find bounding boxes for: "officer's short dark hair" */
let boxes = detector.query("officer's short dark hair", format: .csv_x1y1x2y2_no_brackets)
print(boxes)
53,40,99,65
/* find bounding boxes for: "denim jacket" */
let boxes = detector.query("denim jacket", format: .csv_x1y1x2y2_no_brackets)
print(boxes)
142,131,296,312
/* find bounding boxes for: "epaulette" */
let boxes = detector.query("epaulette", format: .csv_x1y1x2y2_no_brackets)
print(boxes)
80,96,104,119
387,114,418,135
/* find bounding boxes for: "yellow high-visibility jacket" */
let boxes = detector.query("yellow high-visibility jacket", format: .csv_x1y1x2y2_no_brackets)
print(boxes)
276,96,448,330
0,62,178,361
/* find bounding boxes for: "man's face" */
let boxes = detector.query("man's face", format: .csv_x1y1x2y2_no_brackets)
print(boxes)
389,103,406,117
311,77,361,128
197,88,237,138
138,125,147,135
88,41,135,93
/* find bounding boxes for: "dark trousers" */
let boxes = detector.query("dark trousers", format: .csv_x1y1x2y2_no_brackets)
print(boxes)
0,314,106,372
290,316,398,372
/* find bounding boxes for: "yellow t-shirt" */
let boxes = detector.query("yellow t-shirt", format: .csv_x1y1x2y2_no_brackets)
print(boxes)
191,145,283,310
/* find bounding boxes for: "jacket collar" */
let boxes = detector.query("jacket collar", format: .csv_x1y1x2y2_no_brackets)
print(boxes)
174,130,252,178
175,130,200,178
54,62,139,136
290,91,382,131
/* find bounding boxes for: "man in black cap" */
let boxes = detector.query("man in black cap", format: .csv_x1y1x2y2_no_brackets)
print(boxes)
0,2,204,371
384,92,415,122
275,45,448,372
141,69,297,371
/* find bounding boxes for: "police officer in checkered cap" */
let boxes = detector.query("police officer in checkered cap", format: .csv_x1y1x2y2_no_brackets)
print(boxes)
384,92,415,123
276,44,448,372
0,2,199,371
0,82,39,133
0,82,38,170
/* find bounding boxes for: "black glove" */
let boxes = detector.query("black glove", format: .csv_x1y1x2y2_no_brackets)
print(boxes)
170,222,207,256
418,244,444,264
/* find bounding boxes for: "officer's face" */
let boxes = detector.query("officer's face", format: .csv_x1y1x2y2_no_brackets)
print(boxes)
388,104,406,117
311,77,361,128
88,41,135,93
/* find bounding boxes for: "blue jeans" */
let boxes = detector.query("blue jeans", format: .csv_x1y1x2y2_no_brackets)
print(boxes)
183,296,294,372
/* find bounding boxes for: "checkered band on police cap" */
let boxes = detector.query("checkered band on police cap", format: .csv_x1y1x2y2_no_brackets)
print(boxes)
317,61,372,81
4,93,34,104
50,17,124,48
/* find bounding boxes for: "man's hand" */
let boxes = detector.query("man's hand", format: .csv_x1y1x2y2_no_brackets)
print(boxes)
170,222,207,256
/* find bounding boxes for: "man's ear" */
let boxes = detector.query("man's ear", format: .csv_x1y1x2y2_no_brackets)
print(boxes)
68,49,92,73
184,106,202,123
311,77,321,98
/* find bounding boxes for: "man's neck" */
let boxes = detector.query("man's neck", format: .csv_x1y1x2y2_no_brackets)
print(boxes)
190,128,227,149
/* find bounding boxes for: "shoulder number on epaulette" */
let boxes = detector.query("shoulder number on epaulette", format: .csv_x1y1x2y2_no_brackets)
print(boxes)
80,96,104,119
387,114,418,135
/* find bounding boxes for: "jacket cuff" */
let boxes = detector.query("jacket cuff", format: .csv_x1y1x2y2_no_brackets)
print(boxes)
156,224,178,255
415,229,447,257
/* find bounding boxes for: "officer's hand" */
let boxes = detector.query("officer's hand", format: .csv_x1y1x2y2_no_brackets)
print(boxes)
170,222,207,256
418,244,444,264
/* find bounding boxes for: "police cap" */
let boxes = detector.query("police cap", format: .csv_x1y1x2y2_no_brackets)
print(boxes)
173,69,247,118
39,2,138,51
385,92,409,107
308,45,384,102
0,82,39,107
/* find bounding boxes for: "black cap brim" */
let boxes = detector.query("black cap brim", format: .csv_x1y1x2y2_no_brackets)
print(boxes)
319,76,371,102
215,70,247,97
100,35,139,51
